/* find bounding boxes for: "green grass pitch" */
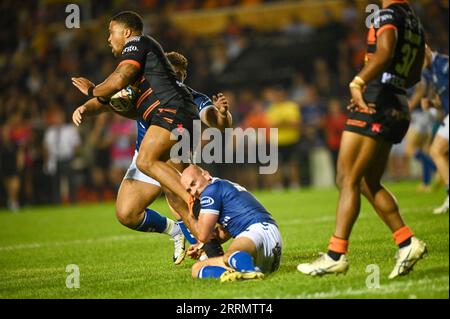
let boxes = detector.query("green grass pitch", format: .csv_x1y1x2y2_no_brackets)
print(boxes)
0,181,448,299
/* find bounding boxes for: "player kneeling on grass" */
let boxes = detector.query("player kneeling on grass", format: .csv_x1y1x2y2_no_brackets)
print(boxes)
180,165,282,282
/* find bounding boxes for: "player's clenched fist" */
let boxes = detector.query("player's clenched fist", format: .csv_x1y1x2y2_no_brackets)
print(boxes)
72,105,87,127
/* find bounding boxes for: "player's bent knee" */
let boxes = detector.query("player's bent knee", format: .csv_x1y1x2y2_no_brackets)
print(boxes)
115,205,139,228
135,156,153,175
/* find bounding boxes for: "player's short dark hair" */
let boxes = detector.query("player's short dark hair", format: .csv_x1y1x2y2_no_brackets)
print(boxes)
166,51,188,72
111,11,143,33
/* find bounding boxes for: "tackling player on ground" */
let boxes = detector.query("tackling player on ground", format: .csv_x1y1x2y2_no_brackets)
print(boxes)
180,165,282,282
297,0,427,279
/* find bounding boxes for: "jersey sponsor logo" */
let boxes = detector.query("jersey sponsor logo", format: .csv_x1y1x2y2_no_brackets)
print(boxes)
200,196,215,207
122,45,138,54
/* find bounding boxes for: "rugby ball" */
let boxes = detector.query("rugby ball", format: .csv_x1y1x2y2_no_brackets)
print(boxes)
108,86,140,119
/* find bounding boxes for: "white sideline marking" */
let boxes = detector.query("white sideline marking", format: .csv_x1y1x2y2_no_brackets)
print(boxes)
293,276,449,299
0,234,145,252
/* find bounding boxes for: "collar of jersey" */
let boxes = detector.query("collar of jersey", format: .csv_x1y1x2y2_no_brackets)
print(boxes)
125,36,141,44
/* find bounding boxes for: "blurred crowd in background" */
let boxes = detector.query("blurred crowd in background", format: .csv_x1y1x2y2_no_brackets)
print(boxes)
0,0,448,210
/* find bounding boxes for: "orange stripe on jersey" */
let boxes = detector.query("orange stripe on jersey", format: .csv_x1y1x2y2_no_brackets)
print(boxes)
376,24,398,37
118,59,141,69
158,108,177,114
136,88,153,108
346,119,367,128
143,100,161,120
163,117,174,124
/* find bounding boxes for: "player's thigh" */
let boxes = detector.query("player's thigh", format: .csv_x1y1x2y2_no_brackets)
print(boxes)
116,178,161,217
137,125,179,164
224,236,258,260
336,131,381,185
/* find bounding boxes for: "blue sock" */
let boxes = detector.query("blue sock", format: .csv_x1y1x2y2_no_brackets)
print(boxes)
177,219,197,245
198,266,227,278
228,251,256,272
135,208,167,233
415,150,436,185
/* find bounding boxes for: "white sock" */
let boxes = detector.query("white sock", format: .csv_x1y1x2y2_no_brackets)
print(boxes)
164,218,181,237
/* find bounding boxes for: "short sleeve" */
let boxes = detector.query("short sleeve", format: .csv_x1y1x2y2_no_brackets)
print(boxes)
199,182,222,215
118,36,147,70
374,9,398,37
196,95,214,116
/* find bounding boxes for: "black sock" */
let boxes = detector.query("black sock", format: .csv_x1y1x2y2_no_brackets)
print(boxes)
399,237,412,248
327,250,342,261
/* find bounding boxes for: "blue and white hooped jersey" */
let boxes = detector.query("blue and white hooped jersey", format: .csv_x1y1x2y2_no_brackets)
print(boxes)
135,86,214,151
422,52,449,114
199,178,277,238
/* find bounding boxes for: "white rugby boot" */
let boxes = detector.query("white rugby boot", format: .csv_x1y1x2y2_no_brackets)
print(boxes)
297,253,349,276
171,232,186,265
433,196,449,215
389,237,427,279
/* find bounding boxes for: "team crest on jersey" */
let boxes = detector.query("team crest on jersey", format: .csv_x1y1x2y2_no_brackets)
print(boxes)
200,196,215,207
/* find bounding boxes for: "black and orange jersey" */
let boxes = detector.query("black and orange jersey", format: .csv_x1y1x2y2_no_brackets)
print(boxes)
365,0,425,92
118,35,197,122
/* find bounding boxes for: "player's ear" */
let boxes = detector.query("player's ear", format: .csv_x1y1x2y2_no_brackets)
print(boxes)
202,170,211,180
123,27,132,38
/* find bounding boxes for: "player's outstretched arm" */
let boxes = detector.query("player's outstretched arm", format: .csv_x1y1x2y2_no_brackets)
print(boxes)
72,98,110,127
202,93,233,131
72,63,139,98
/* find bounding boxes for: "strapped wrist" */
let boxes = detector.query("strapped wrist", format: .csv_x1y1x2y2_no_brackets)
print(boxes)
352,76,366,86
97,96,110,105
88,86,95,97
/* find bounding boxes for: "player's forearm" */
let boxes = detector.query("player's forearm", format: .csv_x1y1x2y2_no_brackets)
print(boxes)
214,112,232,131
93,63,139,98
93,73,128,98
83,98,111,116
203,109,233,131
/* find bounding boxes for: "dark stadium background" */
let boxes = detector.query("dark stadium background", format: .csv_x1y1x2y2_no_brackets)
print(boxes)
0,0,448,210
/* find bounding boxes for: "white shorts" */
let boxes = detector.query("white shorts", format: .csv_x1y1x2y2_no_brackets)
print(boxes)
410,110,434,135
123,151,161,187
236,222,282,274
436,115,449,141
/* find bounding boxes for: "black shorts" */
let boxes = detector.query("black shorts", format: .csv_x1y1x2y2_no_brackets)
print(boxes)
345,85,410,144
147,98,200,144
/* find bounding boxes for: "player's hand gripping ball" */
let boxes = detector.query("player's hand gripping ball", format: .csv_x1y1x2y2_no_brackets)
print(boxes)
108,86,140,119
